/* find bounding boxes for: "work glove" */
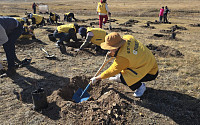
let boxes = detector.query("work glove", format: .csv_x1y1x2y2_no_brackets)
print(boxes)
90,77,98,85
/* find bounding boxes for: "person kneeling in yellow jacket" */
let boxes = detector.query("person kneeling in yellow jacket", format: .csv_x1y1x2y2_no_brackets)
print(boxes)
27,13,45,27
90,32,159,97
19,25,36,40
75,27,107,53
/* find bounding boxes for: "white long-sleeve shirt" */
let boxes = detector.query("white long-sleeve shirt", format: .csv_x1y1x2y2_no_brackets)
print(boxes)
96,3,109,15
0,24,8,45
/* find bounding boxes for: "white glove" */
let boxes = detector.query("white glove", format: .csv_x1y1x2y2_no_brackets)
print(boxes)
74,49,80,52
90,77,98,84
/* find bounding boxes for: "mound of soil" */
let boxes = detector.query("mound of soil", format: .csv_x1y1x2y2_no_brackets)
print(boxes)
189,23,200,27
160,30,181,34
47,76,135,124
140,25,155,29
148,33,180,40
146,44,184,57
169,25,187,30
146,21,160,24
104,27,133,33
119,19,139,27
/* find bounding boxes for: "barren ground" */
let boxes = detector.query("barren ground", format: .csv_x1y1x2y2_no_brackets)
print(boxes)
0,0,200,124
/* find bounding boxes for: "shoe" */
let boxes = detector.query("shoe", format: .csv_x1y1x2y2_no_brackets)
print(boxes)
133,83,146,98
108,74,121,82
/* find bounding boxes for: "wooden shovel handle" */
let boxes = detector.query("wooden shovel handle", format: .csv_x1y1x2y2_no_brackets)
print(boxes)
94,52,114,77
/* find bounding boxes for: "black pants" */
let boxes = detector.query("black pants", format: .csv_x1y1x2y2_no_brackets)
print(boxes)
163,14,168,23
120,71,159,91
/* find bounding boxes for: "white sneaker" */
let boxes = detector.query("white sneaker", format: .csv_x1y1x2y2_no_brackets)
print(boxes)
108,74,121,82
133,83,146,98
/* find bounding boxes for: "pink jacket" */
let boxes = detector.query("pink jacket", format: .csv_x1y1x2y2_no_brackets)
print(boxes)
159,8,164,16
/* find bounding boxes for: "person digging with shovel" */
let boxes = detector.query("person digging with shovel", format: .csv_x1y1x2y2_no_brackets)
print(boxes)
75,27,108,54
90,32,159,97
53,23,79,53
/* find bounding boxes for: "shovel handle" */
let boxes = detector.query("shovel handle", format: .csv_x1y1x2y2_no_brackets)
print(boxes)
80,52,114,98
94,52,114,77
41,48,50,56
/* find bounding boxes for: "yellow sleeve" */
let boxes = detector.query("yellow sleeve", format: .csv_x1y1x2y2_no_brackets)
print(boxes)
101,56,129,79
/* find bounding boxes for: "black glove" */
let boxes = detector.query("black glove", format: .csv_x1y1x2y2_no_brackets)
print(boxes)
108,12,111,16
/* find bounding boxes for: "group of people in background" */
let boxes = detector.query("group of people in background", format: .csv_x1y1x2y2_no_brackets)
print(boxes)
159,6,170,23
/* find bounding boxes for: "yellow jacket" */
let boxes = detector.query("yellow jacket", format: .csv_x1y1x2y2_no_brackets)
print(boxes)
15,17,24,23
64,12,71,16
50,13,56,21
97,2,107,14
57,23,76,33
87,27,106,46
101,35,158,86
32,14,43,24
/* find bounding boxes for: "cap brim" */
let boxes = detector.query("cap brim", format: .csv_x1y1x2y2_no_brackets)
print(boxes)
100,39,126,50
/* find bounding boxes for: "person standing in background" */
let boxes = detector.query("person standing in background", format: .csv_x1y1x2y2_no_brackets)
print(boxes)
32,2,38,14
163,6,170,23
96,0,111,28
159,6,164,23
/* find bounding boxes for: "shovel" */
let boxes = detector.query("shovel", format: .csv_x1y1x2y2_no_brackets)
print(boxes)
72,52,114,103
40,48,56,59
109,14,112,31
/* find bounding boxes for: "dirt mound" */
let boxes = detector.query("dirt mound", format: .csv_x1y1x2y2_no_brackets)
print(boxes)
47,76,135,124
160,29,181,34
140,25,155,29
146,44,184,57
119,19,139,27
169,25,187,30
189,23,200,27
104,27,133,33
148,33,180,41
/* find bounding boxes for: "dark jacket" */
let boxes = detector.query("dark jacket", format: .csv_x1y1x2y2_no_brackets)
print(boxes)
0,17,19,35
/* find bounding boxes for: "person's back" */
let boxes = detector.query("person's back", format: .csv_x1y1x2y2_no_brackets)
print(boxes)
0,17,19,34
159,7,164,16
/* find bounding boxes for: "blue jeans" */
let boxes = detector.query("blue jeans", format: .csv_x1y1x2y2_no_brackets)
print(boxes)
3,23,23,69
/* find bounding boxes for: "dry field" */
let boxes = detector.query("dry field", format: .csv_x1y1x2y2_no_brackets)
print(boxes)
0,0,200,124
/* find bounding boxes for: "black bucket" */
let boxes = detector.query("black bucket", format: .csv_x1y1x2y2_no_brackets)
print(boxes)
48,34,56,42
31,88,48,110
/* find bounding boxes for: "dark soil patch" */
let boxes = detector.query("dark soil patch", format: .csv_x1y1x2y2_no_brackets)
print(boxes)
189,23,200,27
90,21,99,25
140,25,155,29
169,25,187,30
119,19,139,27
160,30,181,34
147,21,160,24
148,33,180,41
146,44,184,57
108,18,118,22
104,27,133,33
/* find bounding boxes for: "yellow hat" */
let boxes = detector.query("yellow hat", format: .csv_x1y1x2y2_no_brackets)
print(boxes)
101,32,125,50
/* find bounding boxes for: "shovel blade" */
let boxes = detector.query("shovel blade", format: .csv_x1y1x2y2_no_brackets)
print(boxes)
72,88,90,103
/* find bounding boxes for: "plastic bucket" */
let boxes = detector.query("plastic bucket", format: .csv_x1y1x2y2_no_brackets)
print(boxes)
31,88,48,110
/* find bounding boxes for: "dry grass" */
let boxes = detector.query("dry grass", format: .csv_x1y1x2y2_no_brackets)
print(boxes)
0,0,200,124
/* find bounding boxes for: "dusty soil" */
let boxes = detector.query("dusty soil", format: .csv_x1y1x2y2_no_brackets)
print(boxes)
0,0,200,124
